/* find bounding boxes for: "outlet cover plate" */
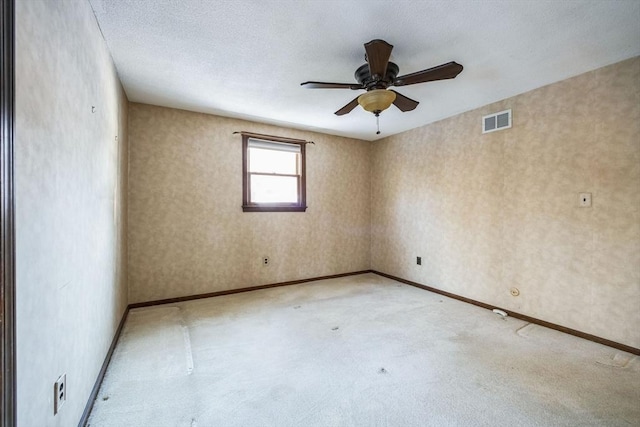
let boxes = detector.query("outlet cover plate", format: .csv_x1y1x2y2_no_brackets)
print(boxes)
579,192,592,207
54,374,66,415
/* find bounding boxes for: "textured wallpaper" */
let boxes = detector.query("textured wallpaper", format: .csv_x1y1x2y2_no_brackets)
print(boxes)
15,0,129,425
128,104,371,303
371,57,640,348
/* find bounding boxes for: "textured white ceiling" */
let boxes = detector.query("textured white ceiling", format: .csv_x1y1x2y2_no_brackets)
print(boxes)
89,0,640,141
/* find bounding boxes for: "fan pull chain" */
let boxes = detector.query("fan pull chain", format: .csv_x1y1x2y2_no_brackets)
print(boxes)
375,111,381,135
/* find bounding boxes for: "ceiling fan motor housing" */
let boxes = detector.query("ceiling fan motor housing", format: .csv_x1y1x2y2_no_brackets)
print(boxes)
355,62,400,90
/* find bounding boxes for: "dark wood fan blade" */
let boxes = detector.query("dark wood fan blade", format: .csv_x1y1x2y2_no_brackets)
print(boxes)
394,61,463,86
301,81,363,90
334,96,360,116
390,90,419,112
364,39,393,79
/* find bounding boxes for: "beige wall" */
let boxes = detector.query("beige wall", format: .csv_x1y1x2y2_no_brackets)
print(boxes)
128,104,371,303
15,0,128,425
371,57,640,348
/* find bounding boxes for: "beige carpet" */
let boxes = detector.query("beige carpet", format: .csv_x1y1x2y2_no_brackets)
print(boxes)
87,273,640,426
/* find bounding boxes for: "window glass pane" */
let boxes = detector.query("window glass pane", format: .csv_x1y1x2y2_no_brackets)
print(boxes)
248,139,300,153
250,175,298,203
249,147,298,174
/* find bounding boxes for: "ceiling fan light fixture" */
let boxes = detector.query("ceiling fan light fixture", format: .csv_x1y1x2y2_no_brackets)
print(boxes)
357,89,396,113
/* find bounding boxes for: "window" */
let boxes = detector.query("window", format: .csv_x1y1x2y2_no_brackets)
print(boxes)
242,134,307,212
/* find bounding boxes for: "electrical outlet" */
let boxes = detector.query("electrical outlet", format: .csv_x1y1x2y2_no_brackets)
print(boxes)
416,256,422,266
54,374,66,415
263,257,269,266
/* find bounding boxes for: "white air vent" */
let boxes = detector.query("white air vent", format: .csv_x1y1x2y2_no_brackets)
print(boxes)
482,109,512,134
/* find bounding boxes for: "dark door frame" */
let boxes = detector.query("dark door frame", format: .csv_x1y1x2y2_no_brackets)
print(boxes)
0,0,16,425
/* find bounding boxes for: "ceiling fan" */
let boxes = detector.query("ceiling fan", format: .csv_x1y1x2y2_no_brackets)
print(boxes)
301,39,463,133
